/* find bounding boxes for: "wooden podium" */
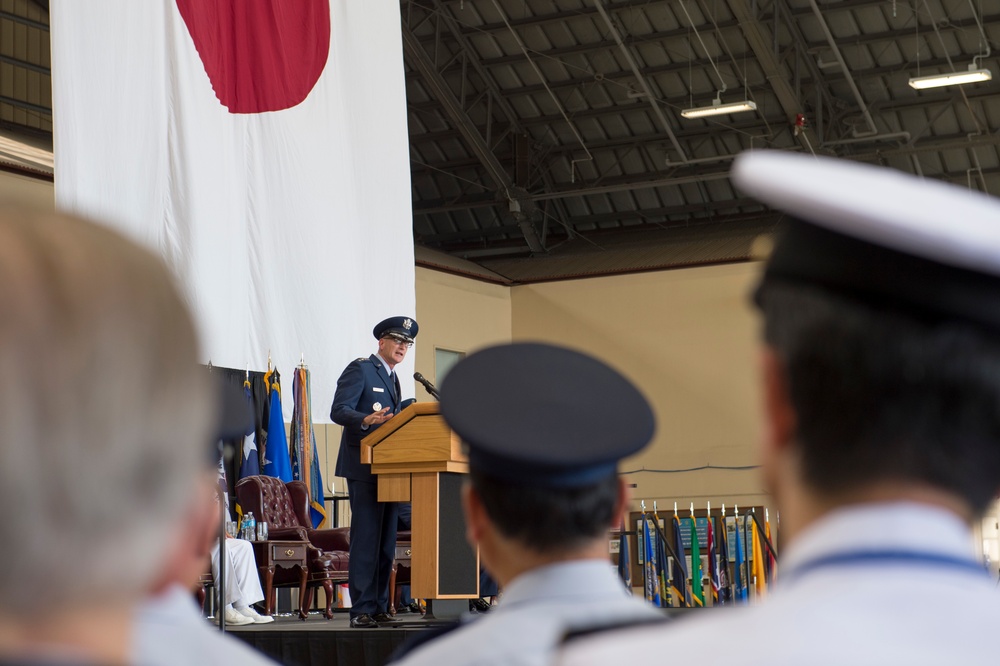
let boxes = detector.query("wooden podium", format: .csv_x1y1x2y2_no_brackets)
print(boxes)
361,402,478,600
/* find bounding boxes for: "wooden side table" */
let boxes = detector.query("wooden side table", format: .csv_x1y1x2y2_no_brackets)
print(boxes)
251,540,309,620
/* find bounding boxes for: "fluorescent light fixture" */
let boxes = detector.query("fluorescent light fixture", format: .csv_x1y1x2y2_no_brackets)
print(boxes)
681,98,757,119
908,66,992,90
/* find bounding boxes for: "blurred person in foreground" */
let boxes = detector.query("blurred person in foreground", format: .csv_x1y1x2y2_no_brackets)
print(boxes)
559,151,1000,665
133,469,278,665
390,342,663,666
0,205,227,664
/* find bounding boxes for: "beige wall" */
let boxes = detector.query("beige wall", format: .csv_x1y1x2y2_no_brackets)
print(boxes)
510,263,771,514
0,171,54,210
412,266,513,384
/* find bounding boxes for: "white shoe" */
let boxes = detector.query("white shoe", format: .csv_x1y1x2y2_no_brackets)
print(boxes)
223,607,254,626
237,605,275,624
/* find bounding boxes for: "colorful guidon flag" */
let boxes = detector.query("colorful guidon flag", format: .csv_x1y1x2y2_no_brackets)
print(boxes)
689,516,704,607
717,514,732,605
734,513,749,603
752,512,768,599
261,368,293,483
291,366,328,528
641,512,661,607
671,514,691,607
707,514,720,605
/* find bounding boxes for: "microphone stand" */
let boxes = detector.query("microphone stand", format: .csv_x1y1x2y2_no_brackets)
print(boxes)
217,441,227,633
414,373,440,400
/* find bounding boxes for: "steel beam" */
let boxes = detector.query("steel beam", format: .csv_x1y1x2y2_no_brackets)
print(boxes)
401,20,545,253
727,0,821,152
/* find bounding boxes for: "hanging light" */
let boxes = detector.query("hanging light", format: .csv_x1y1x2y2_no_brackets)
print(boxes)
908,1,992,91
680,97,758,119
908,64,992,90
676,0,756,122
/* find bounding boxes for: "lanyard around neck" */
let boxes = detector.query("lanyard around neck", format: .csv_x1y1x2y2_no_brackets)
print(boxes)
781,549,988,587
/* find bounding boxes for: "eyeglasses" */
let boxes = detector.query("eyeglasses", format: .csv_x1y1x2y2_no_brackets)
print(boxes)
383,337,413,348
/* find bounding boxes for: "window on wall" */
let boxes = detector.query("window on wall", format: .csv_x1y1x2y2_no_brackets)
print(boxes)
435,348,465,385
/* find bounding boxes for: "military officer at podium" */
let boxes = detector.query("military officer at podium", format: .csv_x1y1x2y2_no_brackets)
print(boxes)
390,342,662,664
332,316,418,629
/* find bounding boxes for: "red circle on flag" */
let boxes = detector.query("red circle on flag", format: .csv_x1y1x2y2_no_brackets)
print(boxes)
176,0,331,114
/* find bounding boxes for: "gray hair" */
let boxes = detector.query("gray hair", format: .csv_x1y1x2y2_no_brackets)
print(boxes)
0,207,213,614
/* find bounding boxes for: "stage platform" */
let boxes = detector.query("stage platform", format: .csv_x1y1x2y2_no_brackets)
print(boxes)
223,611,448,666
220,606,685,665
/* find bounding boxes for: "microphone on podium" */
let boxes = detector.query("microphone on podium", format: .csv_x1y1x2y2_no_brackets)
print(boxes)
413,372,441,400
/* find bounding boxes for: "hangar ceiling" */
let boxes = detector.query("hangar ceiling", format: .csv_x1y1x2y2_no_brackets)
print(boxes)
1,0,997,284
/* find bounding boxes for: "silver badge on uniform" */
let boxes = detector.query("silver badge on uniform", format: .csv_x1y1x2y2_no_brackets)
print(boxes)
373,402,382,411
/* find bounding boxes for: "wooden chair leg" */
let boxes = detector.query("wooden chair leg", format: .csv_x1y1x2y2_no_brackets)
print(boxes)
302,586,314,620
322,580,334,620
388,562,398,616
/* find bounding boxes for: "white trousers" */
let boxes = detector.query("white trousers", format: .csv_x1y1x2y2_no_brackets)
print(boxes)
211,537,264,608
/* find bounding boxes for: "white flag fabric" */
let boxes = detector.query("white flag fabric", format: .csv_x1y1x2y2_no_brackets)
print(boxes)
50,0,416,421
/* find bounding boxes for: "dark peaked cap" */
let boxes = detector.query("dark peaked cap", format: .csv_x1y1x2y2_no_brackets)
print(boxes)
733,150,1000,331
373,315,418,342
440,342,655,487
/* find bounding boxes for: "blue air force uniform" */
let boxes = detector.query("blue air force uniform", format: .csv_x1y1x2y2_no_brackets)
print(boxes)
331,316,417,624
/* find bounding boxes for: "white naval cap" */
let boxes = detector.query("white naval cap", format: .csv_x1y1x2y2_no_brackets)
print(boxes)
732,150,1000,331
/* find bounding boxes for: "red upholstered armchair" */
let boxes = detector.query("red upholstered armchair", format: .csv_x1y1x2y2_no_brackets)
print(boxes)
235,476,349,619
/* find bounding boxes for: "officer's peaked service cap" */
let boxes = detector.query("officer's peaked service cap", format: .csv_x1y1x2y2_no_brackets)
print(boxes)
373,316,418,343
440,342,655,487
733,150,1000,332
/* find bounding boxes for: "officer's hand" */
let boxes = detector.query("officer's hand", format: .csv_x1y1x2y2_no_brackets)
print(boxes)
362,407,393,426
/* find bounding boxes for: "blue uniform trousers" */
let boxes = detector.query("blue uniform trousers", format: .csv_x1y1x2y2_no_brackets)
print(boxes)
346,478,398,616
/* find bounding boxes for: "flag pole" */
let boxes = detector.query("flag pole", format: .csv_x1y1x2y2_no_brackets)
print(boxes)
651,510,685,606
747,507,778,560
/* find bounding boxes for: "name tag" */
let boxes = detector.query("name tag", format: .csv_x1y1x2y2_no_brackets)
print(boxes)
372,387,384,393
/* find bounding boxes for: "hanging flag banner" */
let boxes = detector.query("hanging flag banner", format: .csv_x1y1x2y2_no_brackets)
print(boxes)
50,1,417,422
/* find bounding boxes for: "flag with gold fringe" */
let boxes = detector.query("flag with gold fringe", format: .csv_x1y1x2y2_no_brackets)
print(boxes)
291,365,328,528
261,368,292,483
235,377,261,522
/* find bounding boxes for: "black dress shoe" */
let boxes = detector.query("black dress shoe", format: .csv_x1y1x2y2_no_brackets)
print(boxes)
350,613,379,628
470,598,493,613
372,612,399,624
